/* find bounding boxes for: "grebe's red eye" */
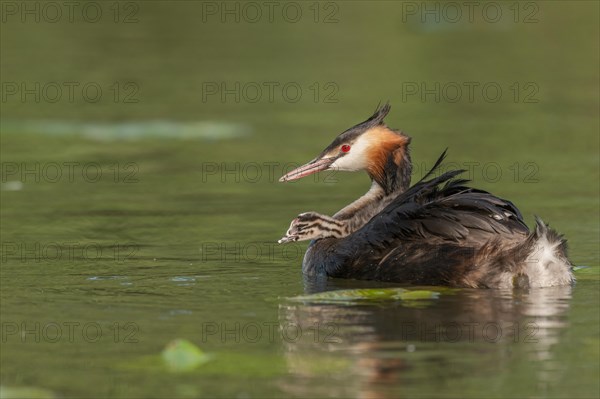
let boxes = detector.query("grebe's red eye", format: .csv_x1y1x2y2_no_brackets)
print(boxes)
341,145,351,153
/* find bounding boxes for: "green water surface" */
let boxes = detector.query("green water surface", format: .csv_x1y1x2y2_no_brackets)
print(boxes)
1,1,598,398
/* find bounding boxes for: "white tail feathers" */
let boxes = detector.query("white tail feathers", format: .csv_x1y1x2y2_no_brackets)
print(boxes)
522,217,575,288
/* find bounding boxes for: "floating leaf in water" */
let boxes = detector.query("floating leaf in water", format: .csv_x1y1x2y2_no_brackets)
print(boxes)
119,345,285,377
0,386,55,399
161,339,211,372
289,288,440,305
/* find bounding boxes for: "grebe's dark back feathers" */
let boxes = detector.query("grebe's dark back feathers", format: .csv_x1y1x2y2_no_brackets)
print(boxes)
350,152,529,250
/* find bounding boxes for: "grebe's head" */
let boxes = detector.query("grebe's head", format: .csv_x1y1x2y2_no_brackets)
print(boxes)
279,103,411,189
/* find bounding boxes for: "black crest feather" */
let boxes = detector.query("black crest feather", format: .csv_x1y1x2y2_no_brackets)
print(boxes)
364,101,391,128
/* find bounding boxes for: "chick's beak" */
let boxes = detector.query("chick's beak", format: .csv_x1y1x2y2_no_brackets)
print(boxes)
279,156,336,182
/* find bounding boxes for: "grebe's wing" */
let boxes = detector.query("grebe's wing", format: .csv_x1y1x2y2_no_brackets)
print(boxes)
352,158,529,248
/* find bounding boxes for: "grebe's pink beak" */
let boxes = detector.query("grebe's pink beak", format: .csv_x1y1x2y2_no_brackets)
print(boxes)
279,157,336,182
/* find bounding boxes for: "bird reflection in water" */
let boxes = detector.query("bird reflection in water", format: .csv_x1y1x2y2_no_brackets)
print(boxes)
277,277,572,398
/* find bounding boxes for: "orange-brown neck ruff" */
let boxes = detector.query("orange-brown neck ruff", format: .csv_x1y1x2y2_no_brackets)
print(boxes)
365,126,411,193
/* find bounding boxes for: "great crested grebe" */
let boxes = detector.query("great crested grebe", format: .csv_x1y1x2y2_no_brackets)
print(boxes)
277,104,575,289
